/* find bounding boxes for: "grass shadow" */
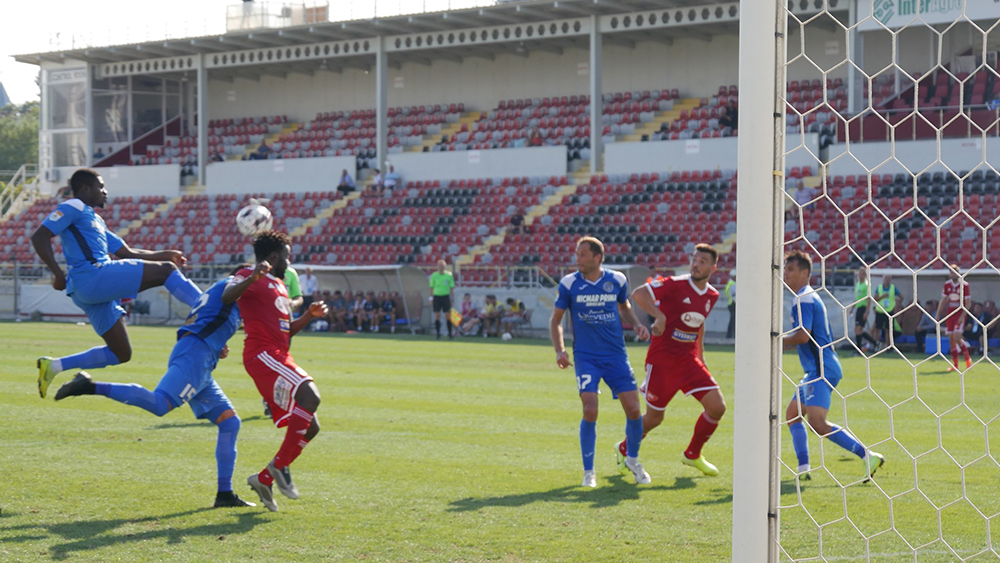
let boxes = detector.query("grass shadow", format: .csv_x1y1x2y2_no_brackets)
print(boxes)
146,414,268,430
447,475,698,512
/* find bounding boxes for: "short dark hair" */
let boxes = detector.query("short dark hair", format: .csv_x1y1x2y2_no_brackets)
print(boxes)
69,168,101,195
784,249,813,272
253,230,291,262
694,243,718,264
576,236,604,257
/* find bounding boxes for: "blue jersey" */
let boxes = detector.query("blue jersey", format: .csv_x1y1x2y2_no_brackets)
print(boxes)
40,198,125,274
177,277,240,357
554,269,629,360
790,286,842,382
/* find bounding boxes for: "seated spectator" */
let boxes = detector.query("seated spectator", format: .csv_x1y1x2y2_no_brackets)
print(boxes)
249,143,271,160
509,208,526,235
94,147,105,159
481,295,504,337
344,290,360,330
327,290,347,331
211,153,225,163
369,168,384,197
964,302,992,355
383,165,402,193
528,128,544,147
336,169,355,195
793,184,815,207
378,291,397,333
362,291,378,332
459,293,482,336
914,299,938,353
719,99,739,130
985,300,1000,338
502,297,527,336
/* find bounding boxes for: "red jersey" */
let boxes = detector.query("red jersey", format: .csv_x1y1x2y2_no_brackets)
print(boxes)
942,279,970,312
644,274,720,361
229,268,292,357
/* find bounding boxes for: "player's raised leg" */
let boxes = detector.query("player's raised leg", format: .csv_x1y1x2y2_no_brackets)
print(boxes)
681,389,726,477
579,391,599,488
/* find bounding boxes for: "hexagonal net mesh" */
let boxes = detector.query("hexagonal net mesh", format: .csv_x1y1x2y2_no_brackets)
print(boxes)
774,1,1000,561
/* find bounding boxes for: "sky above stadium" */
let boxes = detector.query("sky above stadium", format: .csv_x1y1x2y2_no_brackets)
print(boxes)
0,0,492,105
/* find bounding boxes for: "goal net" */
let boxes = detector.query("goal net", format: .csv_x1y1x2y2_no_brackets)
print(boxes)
734,1,1000,561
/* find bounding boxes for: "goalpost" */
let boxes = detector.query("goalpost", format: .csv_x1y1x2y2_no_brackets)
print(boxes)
734,1,1000,561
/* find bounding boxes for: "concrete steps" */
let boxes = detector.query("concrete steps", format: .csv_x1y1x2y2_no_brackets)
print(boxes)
117,196,184,239
288,191,363,239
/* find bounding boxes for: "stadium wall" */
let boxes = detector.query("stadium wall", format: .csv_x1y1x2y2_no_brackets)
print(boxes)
37,164,182,198
389,145,567,182
605,133,819,175
204,155,356,195
827,138,1000,176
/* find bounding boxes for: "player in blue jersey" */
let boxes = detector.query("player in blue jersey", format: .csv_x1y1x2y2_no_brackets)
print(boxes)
30,168,203,398
782,250,885,482
549,236,651,488
51,264,266,508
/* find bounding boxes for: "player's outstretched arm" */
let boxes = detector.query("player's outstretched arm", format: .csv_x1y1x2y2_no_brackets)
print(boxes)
114,243,187,267
291,301,328,336
30,225,66,290
618,300,650,341
631,285,666,336
549,307,572,368
222,261,271,304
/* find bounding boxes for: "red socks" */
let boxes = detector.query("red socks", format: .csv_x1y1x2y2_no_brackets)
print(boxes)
619,431,649,456
259,406,314,486
685,412,720,460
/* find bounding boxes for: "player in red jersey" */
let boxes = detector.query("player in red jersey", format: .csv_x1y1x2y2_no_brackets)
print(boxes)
616,243,726,476
222,231,328,512
937,265,972,371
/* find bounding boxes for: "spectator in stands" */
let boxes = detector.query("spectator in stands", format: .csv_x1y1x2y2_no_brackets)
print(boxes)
502,297,527,336
248,143,271,160
459,293,482,336
719,99,738,130
985,300,1000,338
784,210,798,233
328,290,347,332
509,208,526,235
300,267,319,314
337,169,356,195
528,128,544,147
369,168,384,197
914,299,938,353
378,291,397,333
344,290,360,331
793,184,815,207
383,165,402,194
482,294,504,337
211,153,225,163
94,147,105,159
362,291,378,332
964,302,992,355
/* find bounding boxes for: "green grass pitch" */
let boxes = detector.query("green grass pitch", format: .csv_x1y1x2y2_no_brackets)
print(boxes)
0,323,996,562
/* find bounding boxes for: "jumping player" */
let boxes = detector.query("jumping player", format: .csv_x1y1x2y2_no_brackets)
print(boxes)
52,267,255,508
622,243,726,476
31,168,202,397
937,266,972,371
549,236,651,488
782,250,884,481
223,231,328,512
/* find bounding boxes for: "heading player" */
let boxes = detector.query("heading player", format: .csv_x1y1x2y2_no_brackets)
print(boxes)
782,250,884,481
52,266,254,508
31,168,203,398
549,236,651,488
937,266,972,371
223,231,328,512
623,243,726,476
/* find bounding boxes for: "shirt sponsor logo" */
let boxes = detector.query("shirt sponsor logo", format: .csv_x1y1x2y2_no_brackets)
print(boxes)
576,293,618,307
681,311,706,328
683,297,691,304
279,319,290,332
603,281,614,292
671,328,699,342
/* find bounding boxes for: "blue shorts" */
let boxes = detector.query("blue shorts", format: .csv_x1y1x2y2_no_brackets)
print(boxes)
794,373,841,410
68,260,144,336
155,336,233,421
574,355,637,399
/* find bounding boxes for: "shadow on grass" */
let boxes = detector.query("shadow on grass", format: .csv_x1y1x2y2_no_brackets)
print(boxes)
447,475,698,512
3,507,271,560
147,414,269,430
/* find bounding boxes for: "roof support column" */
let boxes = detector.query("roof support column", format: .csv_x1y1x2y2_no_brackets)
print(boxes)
847,0,864,115
197,54,208,188
375,37,389,176
589,15,603,174
85,64,94,166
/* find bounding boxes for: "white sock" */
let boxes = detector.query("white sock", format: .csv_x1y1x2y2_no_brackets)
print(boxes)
52,359,63,373
583,469,595,475
797,464,810,473
627,456,639,465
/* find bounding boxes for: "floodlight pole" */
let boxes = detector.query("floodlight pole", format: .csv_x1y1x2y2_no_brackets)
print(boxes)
589,15,603,174
732,0,782,561
375,37,389,175
197,53,208,187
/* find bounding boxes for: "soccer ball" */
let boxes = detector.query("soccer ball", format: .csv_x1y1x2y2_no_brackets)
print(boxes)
501,332,513,341
236,204,273,237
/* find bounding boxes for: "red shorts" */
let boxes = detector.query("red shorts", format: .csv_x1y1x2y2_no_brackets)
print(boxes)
944,311,965,333
640,354,719,411
245,350,313,428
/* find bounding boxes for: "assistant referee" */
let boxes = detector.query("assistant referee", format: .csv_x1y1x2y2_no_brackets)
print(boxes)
429,259,456,339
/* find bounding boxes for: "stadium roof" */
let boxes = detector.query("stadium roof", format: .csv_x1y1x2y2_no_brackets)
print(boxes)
13,0,842,70
0,82,10,108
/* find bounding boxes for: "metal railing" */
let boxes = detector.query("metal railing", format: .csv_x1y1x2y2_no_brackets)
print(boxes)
0,164,40,222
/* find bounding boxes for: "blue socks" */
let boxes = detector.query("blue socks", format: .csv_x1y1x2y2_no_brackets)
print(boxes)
164,270,201,308
828,424,866,458
58,346,120,372
216,416,241,493
580,419,597,471
95,383,174,416
789,422,810,467
625,417,644,458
